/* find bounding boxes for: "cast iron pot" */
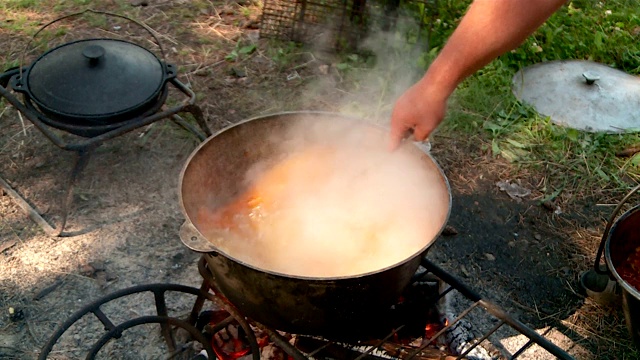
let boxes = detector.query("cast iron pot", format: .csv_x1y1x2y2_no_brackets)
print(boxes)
178,112,451,340
2,10,177,137
9,38,176,133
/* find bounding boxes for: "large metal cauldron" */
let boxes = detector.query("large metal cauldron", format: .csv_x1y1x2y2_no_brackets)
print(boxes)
178,112,451,339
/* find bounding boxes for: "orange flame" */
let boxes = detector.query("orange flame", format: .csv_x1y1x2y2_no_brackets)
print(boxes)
424,317,448,339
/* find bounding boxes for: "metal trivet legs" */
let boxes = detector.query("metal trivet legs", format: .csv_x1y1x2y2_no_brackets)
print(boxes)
0,10,212,237
0,76,210,237
38,256,575,359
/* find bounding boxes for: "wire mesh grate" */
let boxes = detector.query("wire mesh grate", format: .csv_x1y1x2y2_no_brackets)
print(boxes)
268,258,576,360
259,0,438,50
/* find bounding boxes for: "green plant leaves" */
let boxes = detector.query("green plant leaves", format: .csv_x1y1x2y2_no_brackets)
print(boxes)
239,44,256,55
566,128,580,142
431,0,640,193
491,139,501,157
226,43,257,62
596,167,611,182
483,121,503,134
506,138,526,149
225,50,238,61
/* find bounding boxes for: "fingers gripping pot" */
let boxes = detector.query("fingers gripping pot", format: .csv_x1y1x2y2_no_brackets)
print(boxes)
178,112,451,339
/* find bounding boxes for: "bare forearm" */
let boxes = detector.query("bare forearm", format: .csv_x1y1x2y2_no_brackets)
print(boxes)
424,0,566,98
388,0,566,149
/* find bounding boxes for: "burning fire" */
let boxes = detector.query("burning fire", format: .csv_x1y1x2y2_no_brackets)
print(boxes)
204,310,293,360
211,336,250,360
201,310,263,360
425,317,449,341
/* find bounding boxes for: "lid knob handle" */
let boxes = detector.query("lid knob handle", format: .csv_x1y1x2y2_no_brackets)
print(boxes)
82,45,105,66
582,72,600,85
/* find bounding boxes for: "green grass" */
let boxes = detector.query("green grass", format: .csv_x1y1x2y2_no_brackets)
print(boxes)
1,0,38,8
0,11,44,36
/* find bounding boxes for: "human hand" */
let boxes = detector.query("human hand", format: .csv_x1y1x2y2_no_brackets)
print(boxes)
388,79,449,151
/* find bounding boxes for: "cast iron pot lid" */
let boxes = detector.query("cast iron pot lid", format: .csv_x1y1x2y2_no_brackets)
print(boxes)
512,60,640,133
20,38,165,121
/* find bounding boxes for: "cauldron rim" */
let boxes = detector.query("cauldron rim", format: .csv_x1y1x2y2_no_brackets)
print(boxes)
178,111,452,281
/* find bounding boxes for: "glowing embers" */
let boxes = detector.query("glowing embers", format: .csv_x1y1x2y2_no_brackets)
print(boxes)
197,310,275,360
198,279,468,360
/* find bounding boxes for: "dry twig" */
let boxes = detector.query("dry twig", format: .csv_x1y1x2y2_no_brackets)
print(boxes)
616,145,640,157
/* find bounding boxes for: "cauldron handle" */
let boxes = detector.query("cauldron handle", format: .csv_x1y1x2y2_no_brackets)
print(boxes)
594,183,640,275
179,220,220,254
19,9,166,79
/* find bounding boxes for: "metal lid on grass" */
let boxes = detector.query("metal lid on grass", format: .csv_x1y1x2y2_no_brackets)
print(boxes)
512,60,640,133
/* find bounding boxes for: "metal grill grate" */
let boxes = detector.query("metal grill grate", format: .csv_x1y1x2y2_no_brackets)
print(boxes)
195,256,576,359
263,258,576,359
39,256,577,359
259,0,437,50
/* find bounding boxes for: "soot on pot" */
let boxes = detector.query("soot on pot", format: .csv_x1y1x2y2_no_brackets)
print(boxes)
196,117,449,277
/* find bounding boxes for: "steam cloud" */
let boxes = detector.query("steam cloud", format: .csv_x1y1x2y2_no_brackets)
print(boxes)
259,4,427,126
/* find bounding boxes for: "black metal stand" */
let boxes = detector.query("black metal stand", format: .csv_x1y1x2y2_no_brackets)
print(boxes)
0,76,212,237
418,259,574,360
38,284,214,360
39,255,576,359
196,256,576,360
37,283,252,360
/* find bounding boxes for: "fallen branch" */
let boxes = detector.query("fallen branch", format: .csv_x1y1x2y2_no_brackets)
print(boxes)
33,278,64,301
616,145,640,157
0,240,17,253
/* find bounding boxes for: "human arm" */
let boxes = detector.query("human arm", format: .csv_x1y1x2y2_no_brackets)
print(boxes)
388,0,567,150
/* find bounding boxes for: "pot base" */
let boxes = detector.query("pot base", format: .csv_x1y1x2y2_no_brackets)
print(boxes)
22,85,168,138
204,252,425,341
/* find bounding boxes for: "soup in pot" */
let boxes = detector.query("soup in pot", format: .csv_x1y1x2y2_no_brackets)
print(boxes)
196,142,448,277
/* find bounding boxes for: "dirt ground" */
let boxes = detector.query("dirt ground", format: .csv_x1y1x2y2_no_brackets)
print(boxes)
0,1,637,359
